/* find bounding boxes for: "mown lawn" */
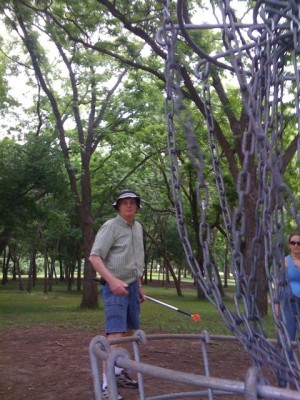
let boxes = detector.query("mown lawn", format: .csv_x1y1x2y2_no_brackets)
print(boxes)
0,279,277,338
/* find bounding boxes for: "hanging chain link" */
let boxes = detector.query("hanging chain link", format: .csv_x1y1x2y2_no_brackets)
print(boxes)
160,0,300,387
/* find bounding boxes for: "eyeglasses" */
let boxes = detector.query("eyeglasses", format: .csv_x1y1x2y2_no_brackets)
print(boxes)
289,241,300,246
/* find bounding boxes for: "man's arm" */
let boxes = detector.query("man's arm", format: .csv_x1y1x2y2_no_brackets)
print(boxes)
89,255,129,295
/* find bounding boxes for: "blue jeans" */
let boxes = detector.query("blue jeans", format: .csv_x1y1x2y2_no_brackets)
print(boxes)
282,290,300,341
101,280,140,334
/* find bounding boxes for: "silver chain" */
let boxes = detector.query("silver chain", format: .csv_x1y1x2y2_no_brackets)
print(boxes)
160,0,300,387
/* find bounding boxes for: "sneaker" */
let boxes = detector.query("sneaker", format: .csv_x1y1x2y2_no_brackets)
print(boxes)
102,387,124,400
116,370,138,388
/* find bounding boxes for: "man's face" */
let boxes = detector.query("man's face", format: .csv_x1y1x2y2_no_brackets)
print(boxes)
118,198,138,220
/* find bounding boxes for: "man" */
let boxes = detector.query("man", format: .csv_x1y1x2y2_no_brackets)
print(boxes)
89,189,145,400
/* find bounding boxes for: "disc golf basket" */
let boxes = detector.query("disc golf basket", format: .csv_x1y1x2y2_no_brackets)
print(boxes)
89,1,300,398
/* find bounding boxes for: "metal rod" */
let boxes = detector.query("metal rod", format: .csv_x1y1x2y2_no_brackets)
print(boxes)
144,295,201,321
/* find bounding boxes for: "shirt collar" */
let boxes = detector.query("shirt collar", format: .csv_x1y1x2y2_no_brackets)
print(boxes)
116,214,135,226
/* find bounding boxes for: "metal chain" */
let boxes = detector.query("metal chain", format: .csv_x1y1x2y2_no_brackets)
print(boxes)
160,0,300,388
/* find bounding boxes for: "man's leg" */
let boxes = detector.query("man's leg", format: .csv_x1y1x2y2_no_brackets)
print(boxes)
113,330,139,388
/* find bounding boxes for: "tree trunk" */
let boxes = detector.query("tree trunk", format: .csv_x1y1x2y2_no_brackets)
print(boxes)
80,218,99,308
27,247,36,293
244,196,268,317
2,247,9,285
43,248,48,294
224,241,229,288
77,256,82,292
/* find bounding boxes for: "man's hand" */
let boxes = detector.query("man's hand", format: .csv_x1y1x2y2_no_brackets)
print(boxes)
108,277,129,295
139,286,145,302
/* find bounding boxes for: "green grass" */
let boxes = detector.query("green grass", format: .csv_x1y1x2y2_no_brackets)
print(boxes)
0,280,277,338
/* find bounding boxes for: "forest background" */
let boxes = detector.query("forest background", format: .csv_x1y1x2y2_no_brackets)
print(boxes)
0,0,299,318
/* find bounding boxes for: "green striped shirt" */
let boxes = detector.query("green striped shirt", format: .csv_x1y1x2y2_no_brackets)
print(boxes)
90,214,144,284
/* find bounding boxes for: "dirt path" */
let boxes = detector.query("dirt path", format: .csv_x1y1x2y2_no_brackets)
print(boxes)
0,326,256,400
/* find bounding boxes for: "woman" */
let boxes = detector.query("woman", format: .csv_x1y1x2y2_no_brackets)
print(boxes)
282,232,300,341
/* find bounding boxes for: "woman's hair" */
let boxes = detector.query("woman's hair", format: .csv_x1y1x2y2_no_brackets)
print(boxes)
288,232,300,242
